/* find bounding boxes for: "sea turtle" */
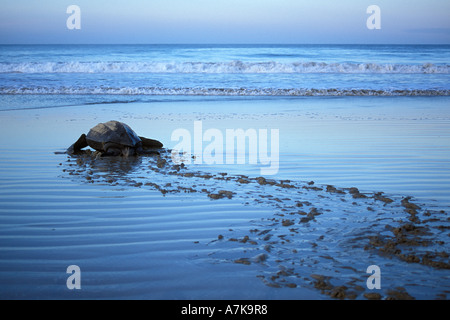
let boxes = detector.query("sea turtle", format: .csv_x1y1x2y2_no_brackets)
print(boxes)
67,120,163,156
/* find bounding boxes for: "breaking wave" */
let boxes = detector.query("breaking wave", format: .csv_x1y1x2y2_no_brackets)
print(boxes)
1,61,449,74
1,86,448,96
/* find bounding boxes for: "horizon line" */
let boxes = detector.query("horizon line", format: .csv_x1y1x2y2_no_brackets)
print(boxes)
1,43,449,46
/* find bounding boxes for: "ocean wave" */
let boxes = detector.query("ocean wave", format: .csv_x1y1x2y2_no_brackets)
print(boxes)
1,86,449,96
0,61,449,74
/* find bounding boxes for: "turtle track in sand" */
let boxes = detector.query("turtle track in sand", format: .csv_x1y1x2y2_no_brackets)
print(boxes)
59,149,450,299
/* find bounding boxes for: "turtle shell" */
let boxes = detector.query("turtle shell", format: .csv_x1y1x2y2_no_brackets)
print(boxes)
86,121,142,152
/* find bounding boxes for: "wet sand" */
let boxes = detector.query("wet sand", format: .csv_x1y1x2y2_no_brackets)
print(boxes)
0,96,449,299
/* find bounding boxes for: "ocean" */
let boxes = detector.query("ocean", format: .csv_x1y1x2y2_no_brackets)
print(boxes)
0,44,449,300
0,44,449,100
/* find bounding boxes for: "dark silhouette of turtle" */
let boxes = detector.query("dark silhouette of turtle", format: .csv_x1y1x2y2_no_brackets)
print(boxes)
67,120,163,156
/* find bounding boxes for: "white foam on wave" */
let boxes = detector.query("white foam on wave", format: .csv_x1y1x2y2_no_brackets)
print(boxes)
1,61,449,74
1,86,449,96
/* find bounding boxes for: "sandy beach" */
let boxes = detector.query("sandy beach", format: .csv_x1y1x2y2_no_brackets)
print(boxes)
0,96,449,299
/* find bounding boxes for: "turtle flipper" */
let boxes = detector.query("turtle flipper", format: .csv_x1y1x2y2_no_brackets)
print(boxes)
139,136,163,149
67,134,88,154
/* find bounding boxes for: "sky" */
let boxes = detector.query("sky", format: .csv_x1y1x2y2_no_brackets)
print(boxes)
0,0,449,44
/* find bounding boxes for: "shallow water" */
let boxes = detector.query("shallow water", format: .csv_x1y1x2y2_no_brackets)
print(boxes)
0,96,449,299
